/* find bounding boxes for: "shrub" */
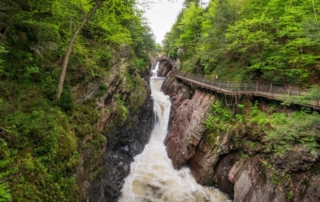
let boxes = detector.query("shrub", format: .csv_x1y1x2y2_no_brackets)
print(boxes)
264,111,320,155
205,101,233,133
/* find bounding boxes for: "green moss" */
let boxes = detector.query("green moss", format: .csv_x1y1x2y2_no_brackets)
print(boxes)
0,82,79,201
128,76,148,111
71,101,101,138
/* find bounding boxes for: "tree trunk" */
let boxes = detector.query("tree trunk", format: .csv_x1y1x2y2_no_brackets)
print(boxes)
56,0,105,100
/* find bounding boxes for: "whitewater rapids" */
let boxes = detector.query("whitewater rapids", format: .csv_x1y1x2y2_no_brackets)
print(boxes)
120,62,230,202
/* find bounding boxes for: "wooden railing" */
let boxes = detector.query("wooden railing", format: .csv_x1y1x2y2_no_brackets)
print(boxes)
174,71,320,110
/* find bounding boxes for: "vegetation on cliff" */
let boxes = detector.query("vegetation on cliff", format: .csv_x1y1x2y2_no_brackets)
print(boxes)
204,98,320,199
163,0,320,85
206,100,320,155
0,0,156,201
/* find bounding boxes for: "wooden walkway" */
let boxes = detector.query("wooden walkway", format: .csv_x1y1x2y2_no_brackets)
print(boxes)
174,71,320,110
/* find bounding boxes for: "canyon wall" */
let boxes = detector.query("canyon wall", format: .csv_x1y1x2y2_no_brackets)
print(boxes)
75,60,154,201
160,59,320,202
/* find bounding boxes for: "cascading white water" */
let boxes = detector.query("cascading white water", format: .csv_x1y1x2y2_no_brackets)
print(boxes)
120,62,230,202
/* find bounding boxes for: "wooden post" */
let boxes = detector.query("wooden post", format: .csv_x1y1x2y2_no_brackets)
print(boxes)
233,95,239,116
269,83,273,94
227,80,230,90
234,95,238,106
256,82,259,93
288,86,291,95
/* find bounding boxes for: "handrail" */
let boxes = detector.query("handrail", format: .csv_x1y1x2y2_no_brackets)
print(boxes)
174,71,320,110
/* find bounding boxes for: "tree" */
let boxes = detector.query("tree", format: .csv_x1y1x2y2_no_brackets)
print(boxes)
56,0,105,100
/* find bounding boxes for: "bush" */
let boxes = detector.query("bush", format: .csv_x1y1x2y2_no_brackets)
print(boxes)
205,101,233,133
264,111,320,155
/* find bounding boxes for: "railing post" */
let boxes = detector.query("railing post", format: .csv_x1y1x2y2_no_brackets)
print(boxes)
256,82,258,93
269,83,273,94
227,80,230,90
288,86,291,95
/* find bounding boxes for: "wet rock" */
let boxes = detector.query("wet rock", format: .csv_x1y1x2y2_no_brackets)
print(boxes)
87,96,155,202
162,73,192,112
272,145,319,172
75,60,154,202
303,174,320,202
228,156,285,202
164,89,215,169
212,153,241,197
157,57,176,77
189,130,236,187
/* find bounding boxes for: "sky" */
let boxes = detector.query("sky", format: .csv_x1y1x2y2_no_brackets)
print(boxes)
142,0,185,44
142,0,210,44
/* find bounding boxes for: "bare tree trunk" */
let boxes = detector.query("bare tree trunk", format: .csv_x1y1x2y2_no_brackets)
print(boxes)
56,0,105,100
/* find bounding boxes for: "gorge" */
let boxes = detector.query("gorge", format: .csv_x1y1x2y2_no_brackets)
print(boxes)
1,0,320,201
88,58,320,201
120,62,229,201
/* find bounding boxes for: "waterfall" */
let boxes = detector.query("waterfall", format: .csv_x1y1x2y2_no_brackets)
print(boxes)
120,62,230,202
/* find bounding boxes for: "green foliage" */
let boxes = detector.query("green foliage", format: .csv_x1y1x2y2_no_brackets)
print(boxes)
0,140,14,202
115,94,129,124
164,0,320,83
264,111,320,155
95,84,108,97
282,85,320,107
71,101,101,138
205,101,233,134
57,88,74,111
248,101,269,125
205,98,319,156
0,45,7,75
0,0,156,200
0,183,11,202
0,82,78,201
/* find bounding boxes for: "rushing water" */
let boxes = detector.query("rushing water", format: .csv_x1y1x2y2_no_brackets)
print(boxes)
120,62,230,202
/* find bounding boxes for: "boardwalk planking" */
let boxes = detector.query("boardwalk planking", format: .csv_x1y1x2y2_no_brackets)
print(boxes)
174,71,320,110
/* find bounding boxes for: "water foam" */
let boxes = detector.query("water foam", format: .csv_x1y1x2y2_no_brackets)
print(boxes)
120,62,230,202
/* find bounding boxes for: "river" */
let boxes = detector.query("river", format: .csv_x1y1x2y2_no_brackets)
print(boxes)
120,62,230,202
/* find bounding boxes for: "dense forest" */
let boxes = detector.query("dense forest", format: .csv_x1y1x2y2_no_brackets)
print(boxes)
163,0,320,85
0,0,156,201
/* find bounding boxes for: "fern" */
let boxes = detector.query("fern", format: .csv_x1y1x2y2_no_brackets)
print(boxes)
264,111,320,155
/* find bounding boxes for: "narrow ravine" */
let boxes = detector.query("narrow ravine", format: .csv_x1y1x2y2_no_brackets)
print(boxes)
120,62,230,202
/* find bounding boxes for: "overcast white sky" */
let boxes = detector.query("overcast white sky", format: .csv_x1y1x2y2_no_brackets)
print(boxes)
142,0,210,44
142,0,185,44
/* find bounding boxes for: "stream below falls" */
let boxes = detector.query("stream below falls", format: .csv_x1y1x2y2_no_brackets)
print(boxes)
120,63,230,202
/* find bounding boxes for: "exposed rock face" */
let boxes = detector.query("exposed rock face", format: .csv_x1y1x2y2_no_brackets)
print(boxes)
212,153,241,196
90,96,155,202
272,145,319,172
163,88,215,169
228,155,320,202
157,57,175,77
190,131,235,186
228,156,285,202
74,61,154,201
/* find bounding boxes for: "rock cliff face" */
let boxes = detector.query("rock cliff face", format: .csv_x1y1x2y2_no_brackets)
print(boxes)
160,59,320,202
74,60,154,201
